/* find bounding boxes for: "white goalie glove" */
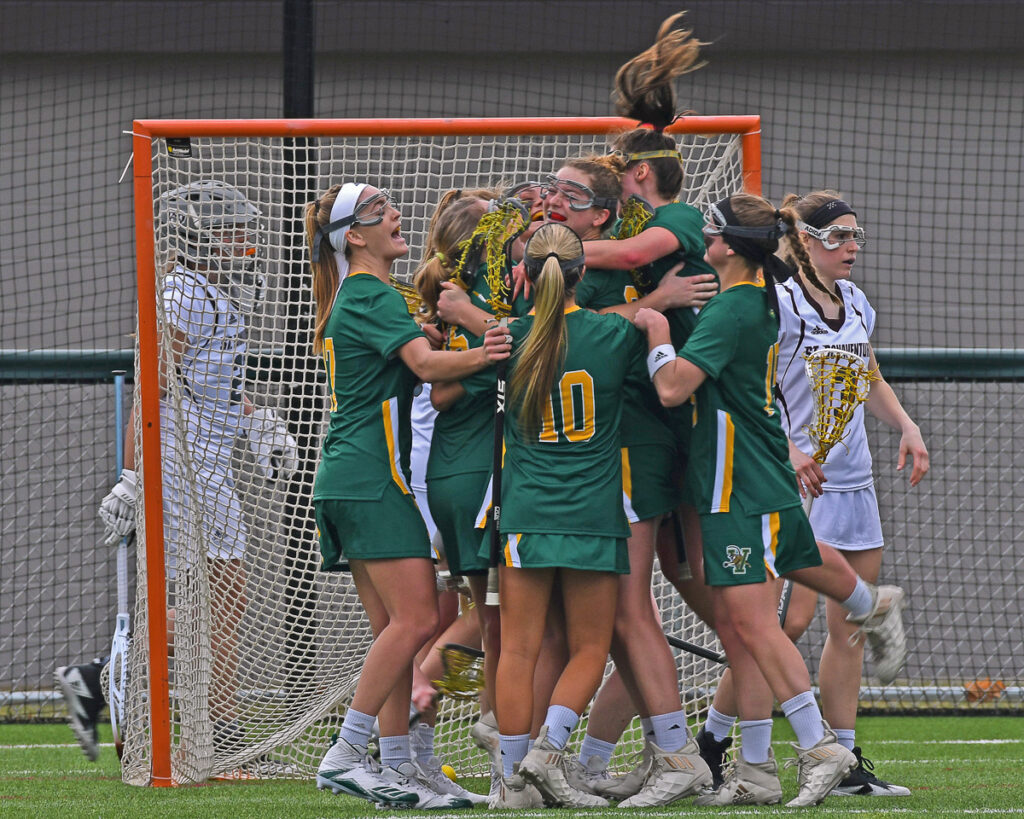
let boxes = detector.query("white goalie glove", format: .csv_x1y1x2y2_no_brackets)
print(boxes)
98,469,137,545
241,406,299,482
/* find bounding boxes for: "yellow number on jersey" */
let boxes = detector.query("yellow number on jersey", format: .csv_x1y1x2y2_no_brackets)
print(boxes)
323,337,338,413
538,369,596,443
623,285,640,303
447,331,469,352
763,341,779,416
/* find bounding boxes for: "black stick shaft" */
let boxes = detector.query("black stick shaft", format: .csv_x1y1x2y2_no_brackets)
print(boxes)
484,357,507,606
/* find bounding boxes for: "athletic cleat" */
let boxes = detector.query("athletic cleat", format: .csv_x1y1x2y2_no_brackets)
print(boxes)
412,755,487,805
695,750,783,806
847,584,907,684
488,767,545,809
519,726,610,808
784,723,857,807
316,737,393,803
696,726,733,789
831,746,910,796
54,662,107,761
591,740,652,799
564,753,608,795
378,761,474,809
619,737,713,807
487,763,503,799
470,712,500,756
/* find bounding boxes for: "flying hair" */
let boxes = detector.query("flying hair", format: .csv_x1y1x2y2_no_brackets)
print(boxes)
305,184,343,354
612,11,706,132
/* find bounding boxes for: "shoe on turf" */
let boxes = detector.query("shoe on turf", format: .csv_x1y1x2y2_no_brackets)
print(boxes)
470,711,500,756
831,746,910,796
488,765,545,809
847,584,907,684
619,737,713,807
695,750,783,805
316,737,392,803
564,752,608,795
519,726,609,808
696,726,733,789
54,661,107,761
784,723,857,807
378,761,474,809
590,739,652,799
413,755,487,805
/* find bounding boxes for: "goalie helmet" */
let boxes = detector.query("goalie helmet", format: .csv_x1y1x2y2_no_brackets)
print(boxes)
158,180,266,312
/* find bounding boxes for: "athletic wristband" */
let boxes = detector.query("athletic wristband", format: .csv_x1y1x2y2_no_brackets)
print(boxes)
647,344,676,379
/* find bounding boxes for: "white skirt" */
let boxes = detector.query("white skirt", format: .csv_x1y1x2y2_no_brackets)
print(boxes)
807,483,884,552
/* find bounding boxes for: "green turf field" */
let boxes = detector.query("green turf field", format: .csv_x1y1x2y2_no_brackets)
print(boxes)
1,716,1021,817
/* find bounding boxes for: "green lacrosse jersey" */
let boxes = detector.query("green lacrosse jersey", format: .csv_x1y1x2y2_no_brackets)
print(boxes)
574,268,675,450
314,272,423,501
678,281,801,516
642,201,719,349
427,264,502,479
500,306,644,538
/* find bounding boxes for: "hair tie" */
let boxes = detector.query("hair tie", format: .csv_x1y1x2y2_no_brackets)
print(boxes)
545,251,561,261
453,189,462,200
435,251,447,263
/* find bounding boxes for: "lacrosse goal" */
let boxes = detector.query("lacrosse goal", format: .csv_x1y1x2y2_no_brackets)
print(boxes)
125,115,761,786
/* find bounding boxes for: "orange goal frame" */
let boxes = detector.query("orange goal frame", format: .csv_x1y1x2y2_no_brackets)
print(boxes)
130,115,760,786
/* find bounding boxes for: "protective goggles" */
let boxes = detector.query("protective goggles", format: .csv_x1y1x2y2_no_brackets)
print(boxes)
540,176,618,212
702,202,786,240
350,189,398,226
798,220,867,250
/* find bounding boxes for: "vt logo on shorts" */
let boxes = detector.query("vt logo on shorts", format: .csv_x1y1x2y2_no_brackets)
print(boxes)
723,545,751,575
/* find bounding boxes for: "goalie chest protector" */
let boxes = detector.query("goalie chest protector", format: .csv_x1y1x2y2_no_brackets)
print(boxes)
774,278,876,491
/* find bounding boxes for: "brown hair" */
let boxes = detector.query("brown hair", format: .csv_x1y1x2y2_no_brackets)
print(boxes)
560,156,624,231
413,188,499,322
304,184,343,354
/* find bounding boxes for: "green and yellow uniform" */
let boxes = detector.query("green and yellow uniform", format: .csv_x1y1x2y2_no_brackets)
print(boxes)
678,281,821,586
427,264,504,575
314,272,429,570
575,267,680,521
494,306,646,573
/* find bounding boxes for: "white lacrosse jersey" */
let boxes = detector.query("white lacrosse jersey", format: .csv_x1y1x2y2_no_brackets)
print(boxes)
163,265,247,466
775,277,876,490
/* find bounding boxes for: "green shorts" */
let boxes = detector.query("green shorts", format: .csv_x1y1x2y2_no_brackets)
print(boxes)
701,504,821,586
499,532,629,574
314,484,431,571
622,445,681,523
427,470,490,576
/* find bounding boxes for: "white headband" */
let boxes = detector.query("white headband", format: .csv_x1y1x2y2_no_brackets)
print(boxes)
328,182,367,289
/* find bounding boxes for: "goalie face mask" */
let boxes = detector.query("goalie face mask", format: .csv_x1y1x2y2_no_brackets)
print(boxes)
159,180,266,311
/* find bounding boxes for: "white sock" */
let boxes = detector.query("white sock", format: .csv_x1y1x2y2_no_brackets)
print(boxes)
738,719,773,764
379,734,412,769
835,728,856,752
781,691,825,749
579,734,616,767
410,721,435,759
704,706,737,743
339,707,375,749
651,710,689,752
543,704,580,750
842,578,874,619
499,733,530,778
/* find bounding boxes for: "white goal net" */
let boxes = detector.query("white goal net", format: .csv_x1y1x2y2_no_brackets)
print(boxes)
122,117,756,785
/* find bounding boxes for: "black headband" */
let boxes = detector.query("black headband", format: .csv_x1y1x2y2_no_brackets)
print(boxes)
711,199,787,265
524,250,585,282
311,213,357,263
804,199,857,230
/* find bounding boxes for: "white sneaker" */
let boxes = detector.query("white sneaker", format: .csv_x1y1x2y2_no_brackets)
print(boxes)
847,584,907,684
619,737,713,807
591,740,652,799
784,724,857,807
695,750,783,806
413,755,487,805
519,726,610,808
564,753,608,795
488,766,545,808
316,738,404,805
54,662,106,762
470,712,500,756
378,761,474,809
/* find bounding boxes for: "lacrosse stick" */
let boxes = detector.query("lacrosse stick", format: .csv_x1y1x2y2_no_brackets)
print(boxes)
432,643,486,700
484,329,507,607
780,347,879,625
109,370,132,749
616,194,656,292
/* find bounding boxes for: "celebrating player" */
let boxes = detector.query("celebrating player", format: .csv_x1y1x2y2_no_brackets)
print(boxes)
634,193,907,807
56,180,298,765
306,182,509,810
774,190,927,794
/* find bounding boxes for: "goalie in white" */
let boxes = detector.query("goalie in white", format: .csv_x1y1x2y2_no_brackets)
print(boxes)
57,180,298,764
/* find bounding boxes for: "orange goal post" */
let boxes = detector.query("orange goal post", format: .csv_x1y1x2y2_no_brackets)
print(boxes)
126,115,760,786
